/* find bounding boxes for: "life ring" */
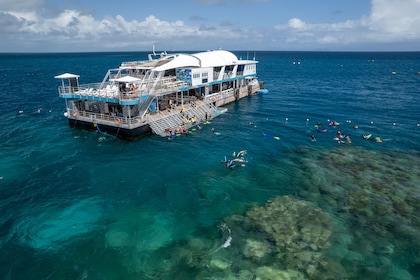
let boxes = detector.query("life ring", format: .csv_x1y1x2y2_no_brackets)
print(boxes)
115,117,121,124
73,111,78,117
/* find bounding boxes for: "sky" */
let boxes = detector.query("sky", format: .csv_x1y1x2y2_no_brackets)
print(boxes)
0,0,419,52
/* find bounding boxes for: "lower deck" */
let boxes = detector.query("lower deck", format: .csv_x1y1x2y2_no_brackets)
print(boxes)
65,80,263,139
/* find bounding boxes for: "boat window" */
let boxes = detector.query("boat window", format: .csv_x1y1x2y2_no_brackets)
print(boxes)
164,69,175,77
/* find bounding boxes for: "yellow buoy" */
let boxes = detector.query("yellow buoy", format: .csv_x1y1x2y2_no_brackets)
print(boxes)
391,71,396,75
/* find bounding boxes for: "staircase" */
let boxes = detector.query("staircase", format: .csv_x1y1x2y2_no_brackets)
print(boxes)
132,95,155,118
148,100,224,137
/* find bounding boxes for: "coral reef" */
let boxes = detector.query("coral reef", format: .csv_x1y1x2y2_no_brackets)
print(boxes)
244,196,332,251
243,239,271,261
156,195,337,279
298,146,420,279
98,146,419,279
254,267,306,280
169,147,419,279
237,196,334,278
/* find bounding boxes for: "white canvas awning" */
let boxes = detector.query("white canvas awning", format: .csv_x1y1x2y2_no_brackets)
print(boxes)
114,76,141,83
54,73,80,79
153,54,201,72
194,50,238,67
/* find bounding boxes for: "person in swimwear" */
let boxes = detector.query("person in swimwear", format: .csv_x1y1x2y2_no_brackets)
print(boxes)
329,121,340,127
233,150,247,158
363,134,382,142
345,134,351,143
221,159,239,169
317,127,327,133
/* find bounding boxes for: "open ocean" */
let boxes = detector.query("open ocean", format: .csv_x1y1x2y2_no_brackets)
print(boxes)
0,51,419,279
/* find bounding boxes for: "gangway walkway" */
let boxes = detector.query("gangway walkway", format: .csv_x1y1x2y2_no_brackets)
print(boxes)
148,100,224,137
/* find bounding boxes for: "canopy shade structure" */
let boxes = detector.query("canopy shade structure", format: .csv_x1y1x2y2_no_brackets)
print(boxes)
153,54,201,72
54,73,80,79
194,50,238,67
114,76,141,83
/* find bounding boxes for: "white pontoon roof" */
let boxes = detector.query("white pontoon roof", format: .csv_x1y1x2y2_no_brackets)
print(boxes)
194,50,238,67
152,50,239,72
153,54,200,71
54,73,80,79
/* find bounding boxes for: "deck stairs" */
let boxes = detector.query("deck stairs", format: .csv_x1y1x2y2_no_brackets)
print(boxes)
132,95,155,118
148,100,224,137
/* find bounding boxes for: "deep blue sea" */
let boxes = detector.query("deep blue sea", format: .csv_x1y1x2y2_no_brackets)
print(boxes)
0,51,419,279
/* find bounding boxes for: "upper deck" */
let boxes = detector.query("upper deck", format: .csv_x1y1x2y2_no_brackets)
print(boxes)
57,76,189,105
55,50,259,105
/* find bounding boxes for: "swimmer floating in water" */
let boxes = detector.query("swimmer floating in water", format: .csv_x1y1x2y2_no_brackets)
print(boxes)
363,134,382,142
316,125,328,133
262,132,280,140
167,130,175,140
221,159,242,169
232,150,247,158
328,121,340,127
211,127,221,135
221,152,247,169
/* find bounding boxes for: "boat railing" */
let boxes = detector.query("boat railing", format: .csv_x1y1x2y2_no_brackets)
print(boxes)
223,72,234,80
205,89,234,103
59,82,147,101
220,88,234,99
120,60,150,67
138,77,189,95
58,82,111,95
205,93,221,103
59,77,192,103
70,108,149,128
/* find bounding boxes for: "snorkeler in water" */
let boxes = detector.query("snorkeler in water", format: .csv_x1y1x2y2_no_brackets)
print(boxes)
363,134,382,142
232,150,247,158
221,158,238,169
222,152,247,169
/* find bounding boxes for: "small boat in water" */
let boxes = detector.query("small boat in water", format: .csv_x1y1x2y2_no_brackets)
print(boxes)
55,50,266,139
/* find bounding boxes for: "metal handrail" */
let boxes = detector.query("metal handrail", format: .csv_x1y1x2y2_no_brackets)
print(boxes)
70,109,148,128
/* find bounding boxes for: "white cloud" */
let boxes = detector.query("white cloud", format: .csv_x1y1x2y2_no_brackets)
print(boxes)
0,5,256,52
288,18,307,30
0,10,197,49
369,0,420,37
274,0,420,49
276,18,358,33
0,0,419,51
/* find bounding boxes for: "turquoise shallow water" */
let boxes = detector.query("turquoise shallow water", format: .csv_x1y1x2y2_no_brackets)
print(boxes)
0,51,419,279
